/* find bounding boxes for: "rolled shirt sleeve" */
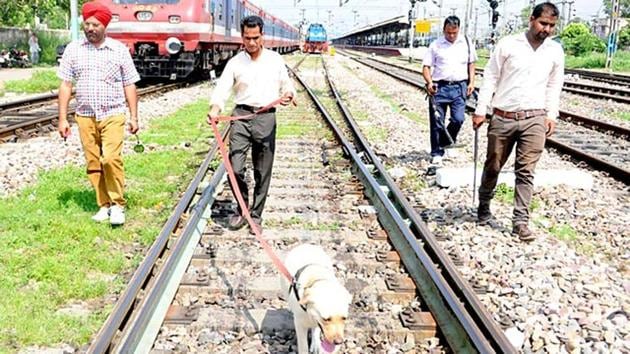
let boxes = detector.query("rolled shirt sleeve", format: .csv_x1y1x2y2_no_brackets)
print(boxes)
210,59,235,111
545,46,565,121
57,41,77,82
474,42,502,117
422,43,435,67
279,61,296,98
120,49,140,86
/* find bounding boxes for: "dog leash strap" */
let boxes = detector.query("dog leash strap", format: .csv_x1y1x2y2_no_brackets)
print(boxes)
209,99,293,282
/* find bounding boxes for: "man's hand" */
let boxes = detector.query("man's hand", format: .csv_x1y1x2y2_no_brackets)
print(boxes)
206,105,221,125
472,114,486,130
466,84,475,97
128,118,139,134
58,118,70,139
544,118,556,137
426,83,437,96
280,93,297,106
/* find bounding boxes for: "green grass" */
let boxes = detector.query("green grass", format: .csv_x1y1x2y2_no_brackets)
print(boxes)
494,183,540,211
613,111,630,122
0,99,212,352
548,223,578,242
565,51,630,72
5,70,60,94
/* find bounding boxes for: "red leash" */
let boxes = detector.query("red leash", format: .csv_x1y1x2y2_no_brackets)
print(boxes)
209,98,293,282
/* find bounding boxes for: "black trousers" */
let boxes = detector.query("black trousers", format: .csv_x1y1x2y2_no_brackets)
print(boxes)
228,107,276,219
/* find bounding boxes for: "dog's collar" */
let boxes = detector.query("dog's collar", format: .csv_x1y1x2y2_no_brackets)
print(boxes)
289,263,331,313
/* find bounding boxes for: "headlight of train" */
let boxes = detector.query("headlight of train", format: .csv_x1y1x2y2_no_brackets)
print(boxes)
136,11,153,21
169,15,181,24
165,37,182,55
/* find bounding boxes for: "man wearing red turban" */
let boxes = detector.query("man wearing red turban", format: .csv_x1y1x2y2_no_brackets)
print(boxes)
81,1,113,28
57,1,140,226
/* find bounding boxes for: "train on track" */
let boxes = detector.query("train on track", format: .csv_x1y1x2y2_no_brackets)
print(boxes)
302,23,328,54
97,0,300,80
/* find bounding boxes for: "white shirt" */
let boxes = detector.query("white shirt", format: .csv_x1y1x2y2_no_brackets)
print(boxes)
475,33,565,121
210,48,296,111
422,35,477,82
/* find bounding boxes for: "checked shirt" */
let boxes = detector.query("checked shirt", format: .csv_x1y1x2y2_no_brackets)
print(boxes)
57,37,140,121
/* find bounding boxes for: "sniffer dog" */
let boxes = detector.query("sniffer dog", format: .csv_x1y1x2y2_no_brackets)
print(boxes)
281,244,352,354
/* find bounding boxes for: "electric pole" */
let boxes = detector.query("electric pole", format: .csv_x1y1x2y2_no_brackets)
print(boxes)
606,0,621,71
408,0,417,63
70,0,78,41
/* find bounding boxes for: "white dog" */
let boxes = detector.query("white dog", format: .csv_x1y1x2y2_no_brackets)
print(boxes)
281,244,353,354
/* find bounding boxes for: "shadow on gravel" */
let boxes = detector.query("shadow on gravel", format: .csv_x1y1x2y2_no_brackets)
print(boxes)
57,188,98,212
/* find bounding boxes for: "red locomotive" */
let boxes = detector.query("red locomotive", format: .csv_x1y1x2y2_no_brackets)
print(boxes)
97,0,299,79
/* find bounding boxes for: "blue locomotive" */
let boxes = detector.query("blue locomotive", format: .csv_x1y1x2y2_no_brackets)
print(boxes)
303,23,328,53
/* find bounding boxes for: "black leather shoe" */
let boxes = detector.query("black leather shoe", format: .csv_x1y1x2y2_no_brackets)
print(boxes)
477,203,492,224
513,224,535,242
249,217,262,235
228,214,246,230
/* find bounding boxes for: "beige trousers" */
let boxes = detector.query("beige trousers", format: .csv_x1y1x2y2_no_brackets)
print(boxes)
76,114,126,207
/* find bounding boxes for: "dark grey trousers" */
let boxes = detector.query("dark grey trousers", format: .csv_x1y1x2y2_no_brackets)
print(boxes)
228,107,276,219
478,114,546,225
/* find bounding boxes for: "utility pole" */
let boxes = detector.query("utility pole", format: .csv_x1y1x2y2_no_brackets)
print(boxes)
352,10,359,26
70,0,78,41
464,0,471,36
473,7,479,43
567,1,575,24
606,0,621,71
408,0,417,63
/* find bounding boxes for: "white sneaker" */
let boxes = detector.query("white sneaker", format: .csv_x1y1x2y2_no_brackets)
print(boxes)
431,155,443,165
109,205,125,225
92,207,110,222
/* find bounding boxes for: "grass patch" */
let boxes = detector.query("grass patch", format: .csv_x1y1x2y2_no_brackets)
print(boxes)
494,183,540,211
5,70,60,94
400,170,427,191
565,50,630,72
548,223,578,242
0,99,212,351
613,111,630,122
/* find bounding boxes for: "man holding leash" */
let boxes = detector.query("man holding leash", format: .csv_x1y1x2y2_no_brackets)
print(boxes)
207,15,296,234
57,1,140,226
422,15,476,165
472,2,564,242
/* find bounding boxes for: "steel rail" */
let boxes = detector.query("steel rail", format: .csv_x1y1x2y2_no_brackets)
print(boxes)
0,83,183,143
88,126,229,353
316,58,514,353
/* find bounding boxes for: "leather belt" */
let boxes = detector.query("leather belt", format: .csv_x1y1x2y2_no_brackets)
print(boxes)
437,80,466,86
235,104,276,113
493,108,546,120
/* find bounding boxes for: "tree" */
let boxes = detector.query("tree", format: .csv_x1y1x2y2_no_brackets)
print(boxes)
604,0,630,17
560,22,606,56
0,0,89,29
619,25,630,48
519,5,532,30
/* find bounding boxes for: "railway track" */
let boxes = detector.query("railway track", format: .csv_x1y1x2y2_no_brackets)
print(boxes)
0,83,185,144
346,54,630,183
86,55,515,353
343,50,630,105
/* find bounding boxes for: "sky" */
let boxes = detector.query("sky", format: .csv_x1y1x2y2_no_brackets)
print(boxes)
254,0,605,38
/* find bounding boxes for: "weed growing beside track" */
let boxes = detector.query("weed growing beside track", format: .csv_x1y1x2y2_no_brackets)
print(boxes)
4,70,60,94
0,100,213,351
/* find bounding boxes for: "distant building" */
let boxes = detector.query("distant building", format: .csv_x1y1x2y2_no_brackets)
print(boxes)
591,17,629,39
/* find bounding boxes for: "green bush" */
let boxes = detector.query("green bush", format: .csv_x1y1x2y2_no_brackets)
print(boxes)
619,26,630,49
560,23,606,56
36,31,69,65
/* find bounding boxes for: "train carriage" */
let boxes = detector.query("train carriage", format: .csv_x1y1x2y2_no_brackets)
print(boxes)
98,0,299,80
